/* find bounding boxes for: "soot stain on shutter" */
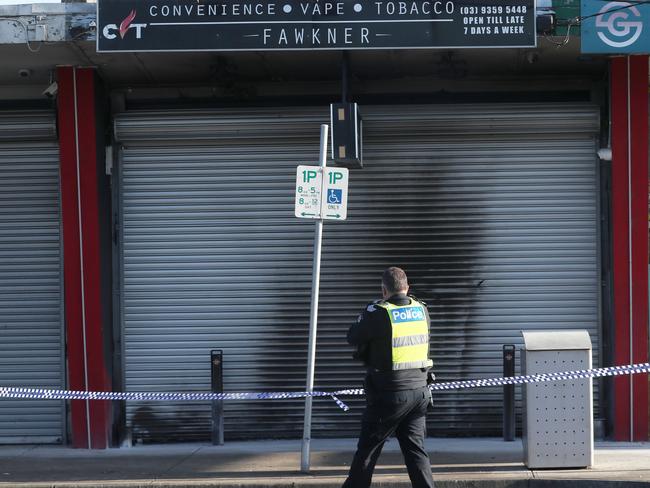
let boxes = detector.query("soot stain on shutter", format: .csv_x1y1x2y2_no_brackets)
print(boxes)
312,134,484,436
397,157,483,434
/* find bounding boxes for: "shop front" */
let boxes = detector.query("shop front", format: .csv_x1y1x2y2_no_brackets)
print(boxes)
113,103,601,441
0,0,647,447
0,111,65,444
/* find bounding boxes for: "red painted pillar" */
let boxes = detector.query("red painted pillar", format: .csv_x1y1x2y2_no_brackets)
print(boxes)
57,66,113,448
610,55,649,442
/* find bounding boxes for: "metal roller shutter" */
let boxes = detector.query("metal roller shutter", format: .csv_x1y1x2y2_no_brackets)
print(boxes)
0,111,64,444
116,103,600,441
0,110,58,142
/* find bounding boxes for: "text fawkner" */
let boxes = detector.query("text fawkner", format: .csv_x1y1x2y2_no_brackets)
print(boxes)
263,26,371,45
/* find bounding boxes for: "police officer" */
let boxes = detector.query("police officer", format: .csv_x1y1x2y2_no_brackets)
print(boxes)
342,267,435,488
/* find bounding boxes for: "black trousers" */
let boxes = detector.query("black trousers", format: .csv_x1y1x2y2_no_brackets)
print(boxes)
342,386,434,488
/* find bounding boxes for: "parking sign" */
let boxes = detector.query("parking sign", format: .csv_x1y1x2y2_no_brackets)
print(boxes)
295,165,323,219
295,165,349,220
321,168,349,221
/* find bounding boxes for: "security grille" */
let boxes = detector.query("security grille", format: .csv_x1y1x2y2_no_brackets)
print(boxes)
115,103,600,441
0,111,64,444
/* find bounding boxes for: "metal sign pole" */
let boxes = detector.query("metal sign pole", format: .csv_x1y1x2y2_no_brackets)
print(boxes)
301,124,328,473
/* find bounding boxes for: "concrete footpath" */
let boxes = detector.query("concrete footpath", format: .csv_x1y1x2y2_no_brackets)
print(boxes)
0,438,648,488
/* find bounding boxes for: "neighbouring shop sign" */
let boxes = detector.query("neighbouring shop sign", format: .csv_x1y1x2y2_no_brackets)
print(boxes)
581,0,650,54
96,0,536,52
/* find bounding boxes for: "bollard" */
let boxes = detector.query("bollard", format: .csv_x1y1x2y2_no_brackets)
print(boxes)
503,345,515,441
211,350,224,446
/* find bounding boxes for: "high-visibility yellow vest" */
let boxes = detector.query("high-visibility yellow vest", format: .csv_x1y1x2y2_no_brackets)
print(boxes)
376,299,433,371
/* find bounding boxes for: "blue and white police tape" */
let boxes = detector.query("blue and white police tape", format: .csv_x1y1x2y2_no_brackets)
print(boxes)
1,362,648,412
0,386,351,411
335,362,650,400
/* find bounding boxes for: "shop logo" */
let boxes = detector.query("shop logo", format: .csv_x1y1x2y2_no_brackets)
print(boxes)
102,9,148,40
595,1,643,48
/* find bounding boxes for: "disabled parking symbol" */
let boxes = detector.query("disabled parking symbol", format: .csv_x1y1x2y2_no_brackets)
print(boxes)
327,189,343,205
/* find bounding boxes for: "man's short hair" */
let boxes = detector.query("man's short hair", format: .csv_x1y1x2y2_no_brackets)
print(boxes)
382,267,409,295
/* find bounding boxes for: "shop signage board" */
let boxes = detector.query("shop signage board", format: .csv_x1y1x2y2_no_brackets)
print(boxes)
581,0,650,54
295,165,349,220
96,0,536,52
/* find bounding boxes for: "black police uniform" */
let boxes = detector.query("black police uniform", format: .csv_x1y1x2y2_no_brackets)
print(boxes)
342,293,435,488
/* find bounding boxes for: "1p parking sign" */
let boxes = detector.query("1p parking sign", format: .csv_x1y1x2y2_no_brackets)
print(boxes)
294,165,349,220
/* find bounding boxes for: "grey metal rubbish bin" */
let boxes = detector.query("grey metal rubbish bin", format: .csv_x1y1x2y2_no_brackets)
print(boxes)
521,330,594,469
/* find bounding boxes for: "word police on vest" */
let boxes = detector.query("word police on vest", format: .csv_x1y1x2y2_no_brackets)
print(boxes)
391,306,425,323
